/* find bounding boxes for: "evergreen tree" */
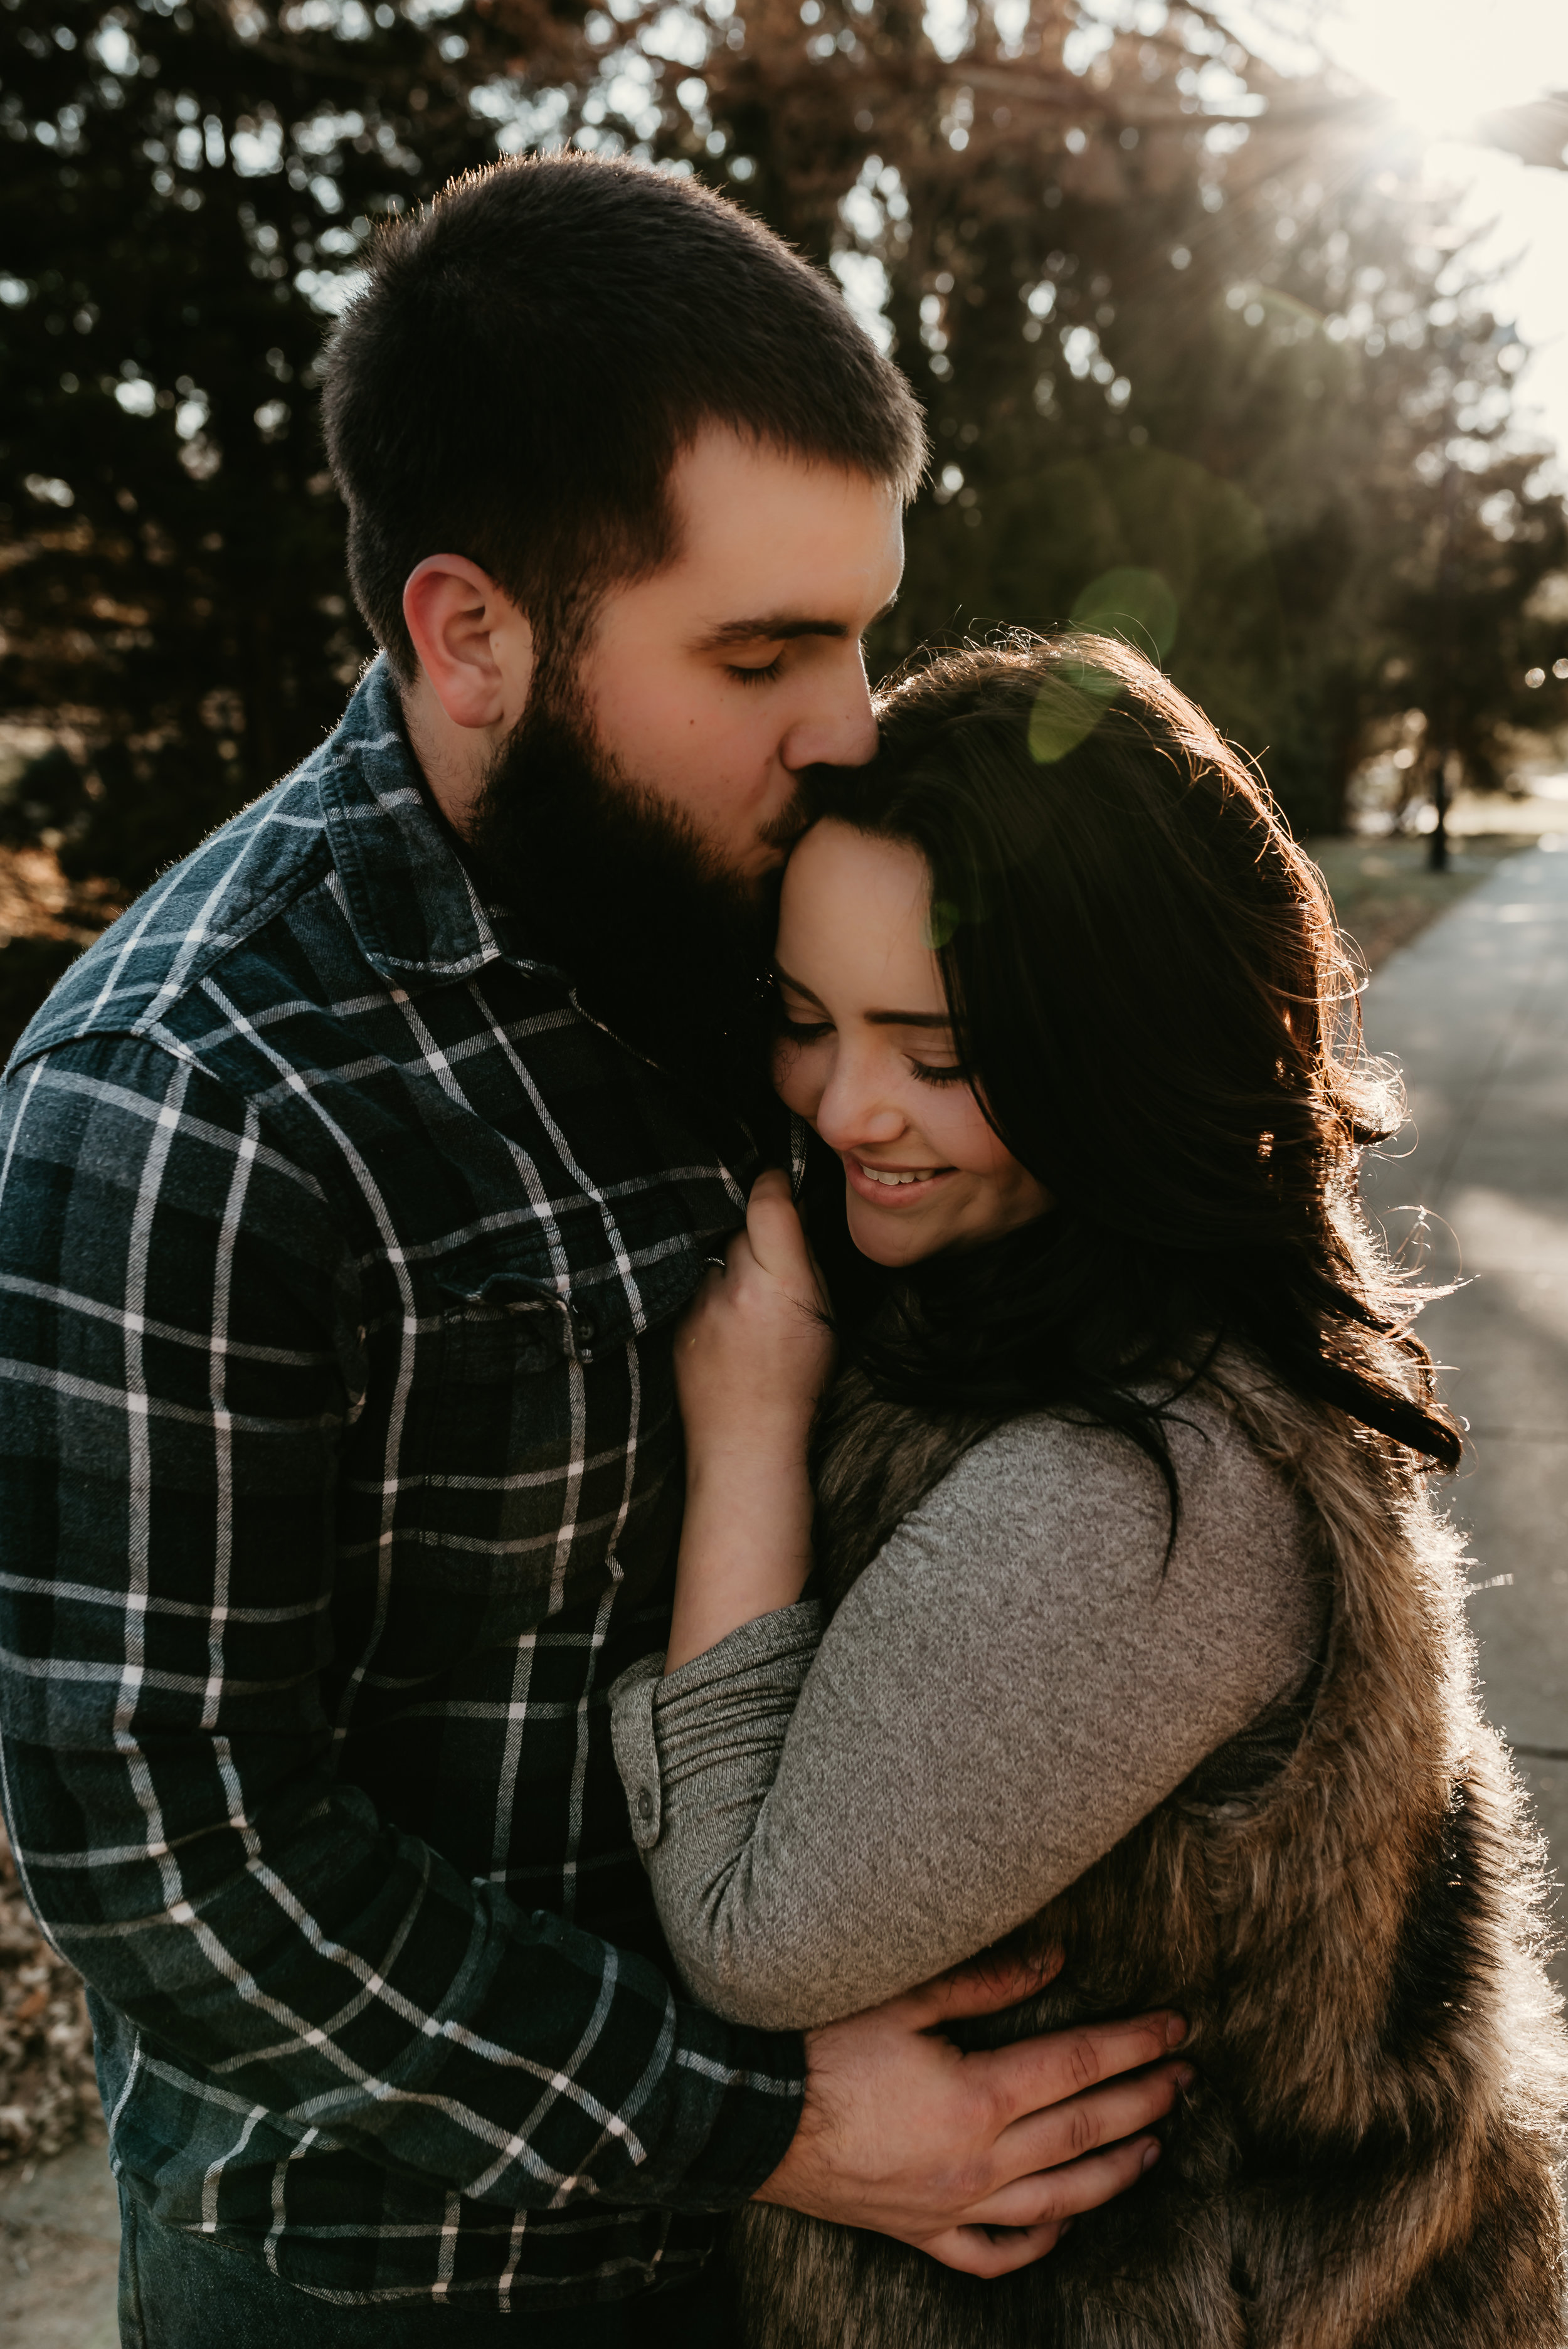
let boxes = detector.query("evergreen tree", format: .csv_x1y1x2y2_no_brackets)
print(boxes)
0,0,536,891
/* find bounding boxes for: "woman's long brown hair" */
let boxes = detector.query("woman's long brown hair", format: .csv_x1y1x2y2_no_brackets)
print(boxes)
803,634,1461,1506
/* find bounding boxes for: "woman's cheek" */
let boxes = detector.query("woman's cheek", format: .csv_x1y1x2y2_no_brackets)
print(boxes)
924,1087,997,1174
771,1039,820,1120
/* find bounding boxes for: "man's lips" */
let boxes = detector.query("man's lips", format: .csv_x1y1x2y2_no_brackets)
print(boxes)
843,1155,955,1207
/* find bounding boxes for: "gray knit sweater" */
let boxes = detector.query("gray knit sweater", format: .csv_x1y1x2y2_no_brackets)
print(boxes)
610,1392,1324,2032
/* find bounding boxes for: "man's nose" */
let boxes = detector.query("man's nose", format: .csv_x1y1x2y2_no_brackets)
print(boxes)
780,665,878,772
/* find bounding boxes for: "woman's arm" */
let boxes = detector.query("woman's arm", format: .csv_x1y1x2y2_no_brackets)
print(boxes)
613,1402,1322,2030
665,1169,834,1672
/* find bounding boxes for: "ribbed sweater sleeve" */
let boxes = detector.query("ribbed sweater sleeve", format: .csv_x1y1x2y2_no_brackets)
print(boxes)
610,1399,1323,2031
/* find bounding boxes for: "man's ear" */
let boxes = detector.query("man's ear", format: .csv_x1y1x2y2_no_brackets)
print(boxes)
403,555,534,733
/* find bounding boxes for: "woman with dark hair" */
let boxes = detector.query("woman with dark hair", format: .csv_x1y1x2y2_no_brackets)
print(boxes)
609,637,1567,2346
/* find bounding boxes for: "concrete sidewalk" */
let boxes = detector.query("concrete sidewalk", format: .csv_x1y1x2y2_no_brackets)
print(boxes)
1359,838,1568,1990
0,2138,118,2346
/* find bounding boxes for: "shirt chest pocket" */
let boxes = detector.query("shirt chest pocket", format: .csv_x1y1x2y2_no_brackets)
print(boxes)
410,1245,700,1620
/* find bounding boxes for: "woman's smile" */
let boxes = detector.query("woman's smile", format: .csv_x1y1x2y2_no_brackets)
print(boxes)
845,1155,956,1203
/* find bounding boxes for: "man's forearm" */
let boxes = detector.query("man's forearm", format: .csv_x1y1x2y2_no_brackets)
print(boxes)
2,1715,803,2212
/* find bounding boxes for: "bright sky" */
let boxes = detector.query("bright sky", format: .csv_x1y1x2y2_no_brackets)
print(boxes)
1315,0,1568,470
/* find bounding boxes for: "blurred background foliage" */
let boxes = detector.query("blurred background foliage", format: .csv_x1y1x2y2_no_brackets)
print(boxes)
3,0,1568,1044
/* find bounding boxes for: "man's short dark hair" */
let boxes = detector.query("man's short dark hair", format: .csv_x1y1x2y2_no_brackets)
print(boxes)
322,154,928,681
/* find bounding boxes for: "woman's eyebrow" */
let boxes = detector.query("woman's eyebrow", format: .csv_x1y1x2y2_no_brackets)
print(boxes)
775,965,951,1029
773,963,826,1007
864,1010,953,1029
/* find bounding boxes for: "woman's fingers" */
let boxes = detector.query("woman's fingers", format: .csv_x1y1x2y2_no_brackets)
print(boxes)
748,1167,795,1209
744,1169,817,1289
691,1225,755,1296
945,2131,1162,2243
709,1170,828,1312
682,1255,731,1332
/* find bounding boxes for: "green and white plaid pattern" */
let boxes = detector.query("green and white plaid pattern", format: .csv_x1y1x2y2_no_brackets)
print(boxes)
0,659,803,2309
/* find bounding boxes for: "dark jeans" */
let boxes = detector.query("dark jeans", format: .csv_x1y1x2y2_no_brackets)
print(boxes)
117,2184,741,2347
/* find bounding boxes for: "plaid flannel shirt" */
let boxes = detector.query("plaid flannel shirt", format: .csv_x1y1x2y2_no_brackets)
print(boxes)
0,657,805,2309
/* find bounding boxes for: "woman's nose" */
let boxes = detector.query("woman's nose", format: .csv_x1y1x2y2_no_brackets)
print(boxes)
813,1074,905,1153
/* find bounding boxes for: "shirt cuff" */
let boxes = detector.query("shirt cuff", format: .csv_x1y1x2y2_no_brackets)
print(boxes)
606,1993,807,2213
608,1603,824,1855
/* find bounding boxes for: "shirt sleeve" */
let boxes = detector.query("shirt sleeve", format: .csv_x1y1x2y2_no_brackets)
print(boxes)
0,1034,802,2214
611,1407,1323,2032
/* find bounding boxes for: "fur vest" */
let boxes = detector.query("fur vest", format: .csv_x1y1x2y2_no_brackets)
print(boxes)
731,1362,1568,2348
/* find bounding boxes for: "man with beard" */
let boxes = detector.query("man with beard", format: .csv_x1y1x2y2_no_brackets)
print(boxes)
0,156,1189,2343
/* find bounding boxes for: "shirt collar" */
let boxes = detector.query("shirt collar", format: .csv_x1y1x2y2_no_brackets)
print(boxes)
317,655,548,989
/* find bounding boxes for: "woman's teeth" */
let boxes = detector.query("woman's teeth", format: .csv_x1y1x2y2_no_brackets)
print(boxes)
860,1164,938,1186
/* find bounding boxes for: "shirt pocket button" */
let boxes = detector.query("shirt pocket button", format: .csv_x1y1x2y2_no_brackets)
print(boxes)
636,1787,654,1822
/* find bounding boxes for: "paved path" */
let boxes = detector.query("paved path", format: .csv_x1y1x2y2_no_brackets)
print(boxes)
1359,839,1568,1990
0,2138,118,2346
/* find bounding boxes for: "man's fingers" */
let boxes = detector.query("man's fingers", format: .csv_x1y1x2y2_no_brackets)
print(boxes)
903,1948,1064,2028
960,2133,1161,2234
914,2219,1066,2279
973,2009,1185,2121
888,2124,1168,2277
992,2060,1189,2182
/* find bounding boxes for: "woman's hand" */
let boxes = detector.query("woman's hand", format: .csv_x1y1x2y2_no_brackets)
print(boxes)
665,1171,835,1673
676,1168,835,1472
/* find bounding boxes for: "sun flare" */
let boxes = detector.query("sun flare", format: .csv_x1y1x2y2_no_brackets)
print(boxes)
1323,0,1568,142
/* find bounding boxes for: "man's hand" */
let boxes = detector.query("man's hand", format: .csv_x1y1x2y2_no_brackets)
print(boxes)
753,1953,1190,2279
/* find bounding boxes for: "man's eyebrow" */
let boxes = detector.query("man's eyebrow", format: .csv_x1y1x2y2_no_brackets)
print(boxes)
775,967,953,1031
699,615,847,650
695,592,900,652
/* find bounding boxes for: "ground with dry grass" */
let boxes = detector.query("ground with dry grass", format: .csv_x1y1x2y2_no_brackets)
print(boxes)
0,1830,99,2166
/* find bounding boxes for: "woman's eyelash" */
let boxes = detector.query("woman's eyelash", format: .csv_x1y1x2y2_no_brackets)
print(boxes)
728,657,784,686
776,1014,967,1084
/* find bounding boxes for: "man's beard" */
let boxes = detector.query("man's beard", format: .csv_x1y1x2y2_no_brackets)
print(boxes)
465,692,808,1116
